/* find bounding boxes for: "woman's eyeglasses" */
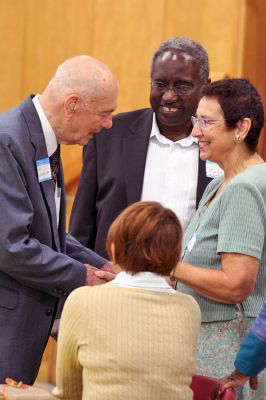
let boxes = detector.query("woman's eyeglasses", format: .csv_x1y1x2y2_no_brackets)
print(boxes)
191,116,226,128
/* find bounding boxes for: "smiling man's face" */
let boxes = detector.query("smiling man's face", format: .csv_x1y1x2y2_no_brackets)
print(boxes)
150,50,204,139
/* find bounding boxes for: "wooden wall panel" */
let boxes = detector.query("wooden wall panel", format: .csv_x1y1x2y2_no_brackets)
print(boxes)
21,0,94,96
242,0,266,159
163,0,246,79
91,0,165,112
0,0,25,110
36,337,57,383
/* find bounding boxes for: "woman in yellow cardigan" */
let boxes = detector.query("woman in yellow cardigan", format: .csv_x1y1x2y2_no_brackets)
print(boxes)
53,201,201,400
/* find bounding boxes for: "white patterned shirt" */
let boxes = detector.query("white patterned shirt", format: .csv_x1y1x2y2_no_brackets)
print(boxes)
141,113,199,230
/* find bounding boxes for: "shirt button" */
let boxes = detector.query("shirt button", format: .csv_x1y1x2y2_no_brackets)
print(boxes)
45,309,53,316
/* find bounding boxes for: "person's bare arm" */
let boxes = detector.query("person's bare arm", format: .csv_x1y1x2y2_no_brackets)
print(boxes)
174,252,259,303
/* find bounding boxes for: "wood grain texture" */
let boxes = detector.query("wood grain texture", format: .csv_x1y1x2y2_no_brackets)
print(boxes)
90,0,165,112
243,0,266,159
0,0,25,110
21,0,94,96
163,0,245,78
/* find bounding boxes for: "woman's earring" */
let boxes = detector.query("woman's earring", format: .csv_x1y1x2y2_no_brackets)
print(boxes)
234,134,242,143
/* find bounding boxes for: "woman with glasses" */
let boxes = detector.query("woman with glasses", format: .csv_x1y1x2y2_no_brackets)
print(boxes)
173,78,266,399
53,201,201,400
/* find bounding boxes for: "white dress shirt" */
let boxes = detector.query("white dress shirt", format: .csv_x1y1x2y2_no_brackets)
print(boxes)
32,95,61,224
141,113,199,230
109,271,175,293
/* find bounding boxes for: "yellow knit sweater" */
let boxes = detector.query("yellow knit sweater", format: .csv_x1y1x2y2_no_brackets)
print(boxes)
53,284,201,400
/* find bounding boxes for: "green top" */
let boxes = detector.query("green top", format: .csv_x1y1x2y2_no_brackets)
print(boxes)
177,163,266,322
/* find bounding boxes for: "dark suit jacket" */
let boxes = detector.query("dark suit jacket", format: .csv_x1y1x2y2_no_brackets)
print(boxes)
0,96,106,384
70,108,212,258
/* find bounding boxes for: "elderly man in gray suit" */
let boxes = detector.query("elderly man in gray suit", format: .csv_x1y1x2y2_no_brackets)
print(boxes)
0,56,117,384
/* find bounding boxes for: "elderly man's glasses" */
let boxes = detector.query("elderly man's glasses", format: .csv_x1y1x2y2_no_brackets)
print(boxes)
150,80,198,96
191,116,226,128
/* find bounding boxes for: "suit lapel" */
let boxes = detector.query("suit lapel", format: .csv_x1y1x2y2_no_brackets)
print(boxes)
20,96,61,251
123,110,153,204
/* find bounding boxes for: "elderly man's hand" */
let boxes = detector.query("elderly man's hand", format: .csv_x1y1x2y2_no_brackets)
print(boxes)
210,370,258,399
94,263,116,282
85,263,116,285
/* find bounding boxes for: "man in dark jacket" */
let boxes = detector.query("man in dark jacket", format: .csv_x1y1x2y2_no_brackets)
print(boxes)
70,38,215,258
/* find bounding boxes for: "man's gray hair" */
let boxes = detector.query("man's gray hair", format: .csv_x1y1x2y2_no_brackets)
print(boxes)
151,37,209,82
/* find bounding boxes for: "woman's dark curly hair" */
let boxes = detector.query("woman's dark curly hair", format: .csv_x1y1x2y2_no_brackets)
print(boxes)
201,78,264,152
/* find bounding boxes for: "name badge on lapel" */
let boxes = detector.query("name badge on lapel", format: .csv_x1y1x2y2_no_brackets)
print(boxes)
36,158,52,183
206,160,224,179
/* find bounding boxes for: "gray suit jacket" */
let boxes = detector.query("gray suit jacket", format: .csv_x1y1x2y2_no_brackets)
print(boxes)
0,96,106,384
70,108,212,258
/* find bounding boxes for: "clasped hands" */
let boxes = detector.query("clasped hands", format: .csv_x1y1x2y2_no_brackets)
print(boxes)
85,263,175,287
85,262,116,285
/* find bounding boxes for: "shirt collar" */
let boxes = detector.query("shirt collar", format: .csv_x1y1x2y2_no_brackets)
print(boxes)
150,112,198,147
109,271,175,293
32,95,58,157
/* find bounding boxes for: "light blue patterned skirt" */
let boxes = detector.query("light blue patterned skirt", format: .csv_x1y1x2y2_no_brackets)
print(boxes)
197,311,266,400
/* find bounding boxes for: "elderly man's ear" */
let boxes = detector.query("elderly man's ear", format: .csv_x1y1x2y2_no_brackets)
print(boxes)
64,95,80,117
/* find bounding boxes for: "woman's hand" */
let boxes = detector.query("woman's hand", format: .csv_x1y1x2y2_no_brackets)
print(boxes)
165,272,177,288
210,370,258,399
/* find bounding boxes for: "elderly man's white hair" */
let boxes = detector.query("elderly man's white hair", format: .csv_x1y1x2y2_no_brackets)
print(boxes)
45,55,115,109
